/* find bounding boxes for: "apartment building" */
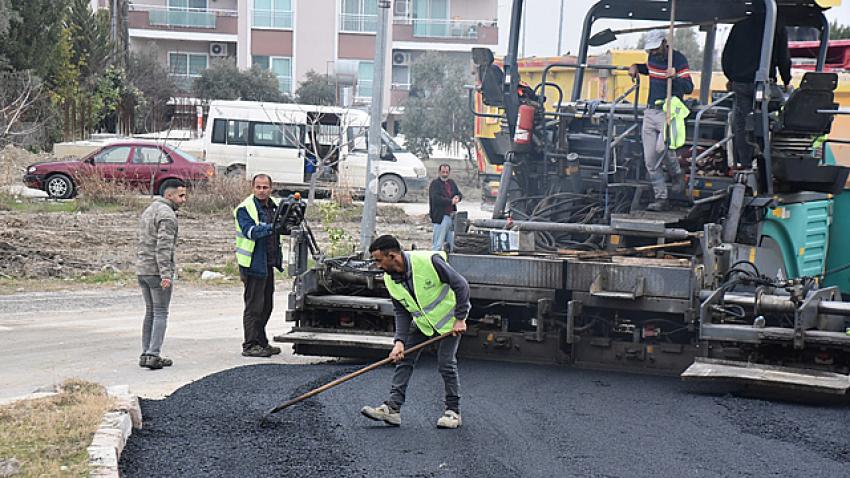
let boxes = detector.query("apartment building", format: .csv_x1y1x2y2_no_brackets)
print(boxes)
104,0,499,127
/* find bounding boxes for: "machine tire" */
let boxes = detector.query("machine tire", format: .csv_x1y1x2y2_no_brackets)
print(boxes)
45,174,75,199
157,178,182,197
378,174,406,203
225,164,246,179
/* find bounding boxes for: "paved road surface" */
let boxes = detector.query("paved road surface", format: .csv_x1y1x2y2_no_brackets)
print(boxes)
0,285,316,402
120,360,850,478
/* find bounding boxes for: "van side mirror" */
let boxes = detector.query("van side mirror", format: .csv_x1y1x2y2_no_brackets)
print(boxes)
380,143,389,158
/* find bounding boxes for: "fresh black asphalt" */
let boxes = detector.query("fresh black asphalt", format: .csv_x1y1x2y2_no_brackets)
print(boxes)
119,359,850,477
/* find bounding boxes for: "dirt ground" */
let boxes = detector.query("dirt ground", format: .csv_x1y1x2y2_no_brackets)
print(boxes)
0,146,481,285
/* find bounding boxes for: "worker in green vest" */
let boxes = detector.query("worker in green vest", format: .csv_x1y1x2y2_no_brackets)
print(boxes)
234,174,284,358
361,235,470,429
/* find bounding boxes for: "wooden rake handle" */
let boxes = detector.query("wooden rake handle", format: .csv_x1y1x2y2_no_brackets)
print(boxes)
264,332,454,417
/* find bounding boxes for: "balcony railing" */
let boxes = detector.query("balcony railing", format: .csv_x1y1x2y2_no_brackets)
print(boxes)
408,19,495,40
340,13,377,33
252,9,293,29
130,4,237,29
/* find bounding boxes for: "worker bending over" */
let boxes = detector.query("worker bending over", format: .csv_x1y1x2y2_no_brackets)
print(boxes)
361,235,470,429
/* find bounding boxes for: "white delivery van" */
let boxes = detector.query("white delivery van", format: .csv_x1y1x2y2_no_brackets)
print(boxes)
202,100,427,202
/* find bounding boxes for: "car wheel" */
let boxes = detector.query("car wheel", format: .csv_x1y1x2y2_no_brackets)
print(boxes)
225,164,246,179
158,179,182,197
45,174,74,199
378,174,406,203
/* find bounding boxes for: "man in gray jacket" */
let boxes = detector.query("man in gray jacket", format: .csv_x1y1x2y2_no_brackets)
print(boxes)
136,181,187,369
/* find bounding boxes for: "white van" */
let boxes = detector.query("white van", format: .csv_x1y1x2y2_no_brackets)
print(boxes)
202,100,427,202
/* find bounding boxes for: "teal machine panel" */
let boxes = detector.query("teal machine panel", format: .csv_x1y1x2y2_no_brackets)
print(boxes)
761,199,832,280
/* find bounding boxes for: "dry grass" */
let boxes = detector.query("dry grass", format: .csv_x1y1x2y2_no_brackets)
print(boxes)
182,175,250,216
0,379,114,477
75,172,146,212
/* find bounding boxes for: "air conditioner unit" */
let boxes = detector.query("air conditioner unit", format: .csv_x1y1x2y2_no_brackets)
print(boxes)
209,42,228,56
392,51,411,66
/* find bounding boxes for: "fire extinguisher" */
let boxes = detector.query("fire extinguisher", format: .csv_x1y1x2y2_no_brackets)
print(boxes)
514,104,535,146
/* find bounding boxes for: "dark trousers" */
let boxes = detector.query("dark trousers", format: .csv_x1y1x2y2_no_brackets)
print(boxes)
386,322,462,413
241,266,275,350
731,82,756,168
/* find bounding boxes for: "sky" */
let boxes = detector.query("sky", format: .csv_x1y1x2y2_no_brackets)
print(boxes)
495,0,850,57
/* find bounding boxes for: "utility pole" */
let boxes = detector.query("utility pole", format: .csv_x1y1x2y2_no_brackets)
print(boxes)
358,0,391,253
556,0,565,56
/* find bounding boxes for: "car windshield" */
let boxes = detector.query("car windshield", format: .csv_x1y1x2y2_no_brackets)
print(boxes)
381,130,406,152
170,147,201,162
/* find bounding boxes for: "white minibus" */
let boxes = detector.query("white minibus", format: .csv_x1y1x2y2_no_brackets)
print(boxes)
203,100,427,202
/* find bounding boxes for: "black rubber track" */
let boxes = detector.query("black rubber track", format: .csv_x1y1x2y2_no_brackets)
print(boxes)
119,360,850,477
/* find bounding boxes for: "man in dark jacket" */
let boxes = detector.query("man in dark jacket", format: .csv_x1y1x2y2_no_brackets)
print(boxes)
234,174,284,358
722,12,792,168
428,164,462,251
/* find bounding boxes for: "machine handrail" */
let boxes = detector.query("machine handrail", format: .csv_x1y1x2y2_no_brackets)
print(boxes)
689,91,735,197
602,80,641,220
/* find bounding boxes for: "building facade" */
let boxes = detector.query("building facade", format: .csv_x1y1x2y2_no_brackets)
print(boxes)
101,0,499,126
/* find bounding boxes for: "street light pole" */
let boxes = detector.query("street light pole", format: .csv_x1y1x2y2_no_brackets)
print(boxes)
557,0,565,56
359,0,391,254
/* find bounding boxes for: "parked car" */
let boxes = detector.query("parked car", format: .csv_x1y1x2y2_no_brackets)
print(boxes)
23,141,216,199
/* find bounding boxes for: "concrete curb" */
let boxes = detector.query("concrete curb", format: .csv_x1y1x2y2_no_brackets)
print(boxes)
88,385,143,478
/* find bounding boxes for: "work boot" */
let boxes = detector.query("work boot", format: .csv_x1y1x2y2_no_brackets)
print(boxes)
145,356,167,370
436,410,462,429
264,345,281,355
646,199,670,212
242,345,272,358
670,173,685,196
159,357,173,367
139,355,149,368
360,403,401,426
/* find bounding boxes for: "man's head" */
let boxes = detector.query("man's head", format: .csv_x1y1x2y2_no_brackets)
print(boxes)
644,29,668,57
252,174,273,202
163,181,187,209
438,164,451,181
368,235,405,274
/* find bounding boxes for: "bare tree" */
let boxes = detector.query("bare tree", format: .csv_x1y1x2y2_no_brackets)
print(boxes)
0,71,45,146
258,104,367,205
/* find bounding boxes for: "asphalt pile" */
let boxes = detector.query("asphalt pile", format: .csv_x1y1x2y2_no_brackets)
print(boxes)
120,360,850,477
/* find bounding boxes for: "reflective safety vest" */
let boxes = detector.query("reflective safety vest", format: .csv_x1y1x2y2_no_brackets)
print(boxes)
233,196,280,268
383,251,457,337
660,96,690,150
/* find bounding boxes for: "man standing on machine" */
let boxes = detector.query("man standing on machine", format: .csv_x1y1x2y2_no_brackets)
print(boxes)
629,29,694,212
723,12,792,168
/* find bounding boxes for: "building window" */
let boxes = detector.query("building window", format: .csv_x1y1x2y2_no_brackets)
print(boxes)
253,55,293,95
252,0,292,29
391,65,410,90
169,52,208,76
340,0,377,33
412,0,449,37
357,61,373,99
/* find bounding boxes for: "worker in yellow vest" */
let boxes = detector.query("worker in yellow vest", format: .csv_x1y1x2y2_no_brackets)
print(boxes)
361,235,470,429
234,174,285,358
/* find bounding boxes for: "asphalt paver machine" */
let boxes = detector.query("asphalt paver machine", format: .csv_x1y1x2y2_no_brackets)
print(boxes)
279,0,850,397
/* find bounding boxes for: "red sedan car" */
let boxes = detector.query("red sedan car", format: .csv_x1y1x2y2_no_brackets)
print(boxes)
23,141,215,199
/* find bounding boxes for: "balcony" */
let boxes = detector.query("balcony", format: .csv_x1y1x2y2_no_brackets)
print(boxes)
128,4,238,33
393,18,498,44
252,9,293,29
340,13,377,34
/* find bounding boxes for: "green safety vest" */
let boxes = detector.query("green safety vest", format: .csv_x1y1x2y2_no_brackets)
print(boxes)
660,96,690,150
233,196,280,268
383,251,457,337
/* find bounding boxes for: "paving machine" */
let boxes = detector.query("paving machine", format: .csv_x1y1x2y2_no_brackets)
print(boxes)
278,0,850,397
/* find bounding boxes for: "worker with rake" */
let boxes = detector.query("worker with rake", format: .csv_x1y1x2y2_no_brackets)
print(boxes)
361,235,470,429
